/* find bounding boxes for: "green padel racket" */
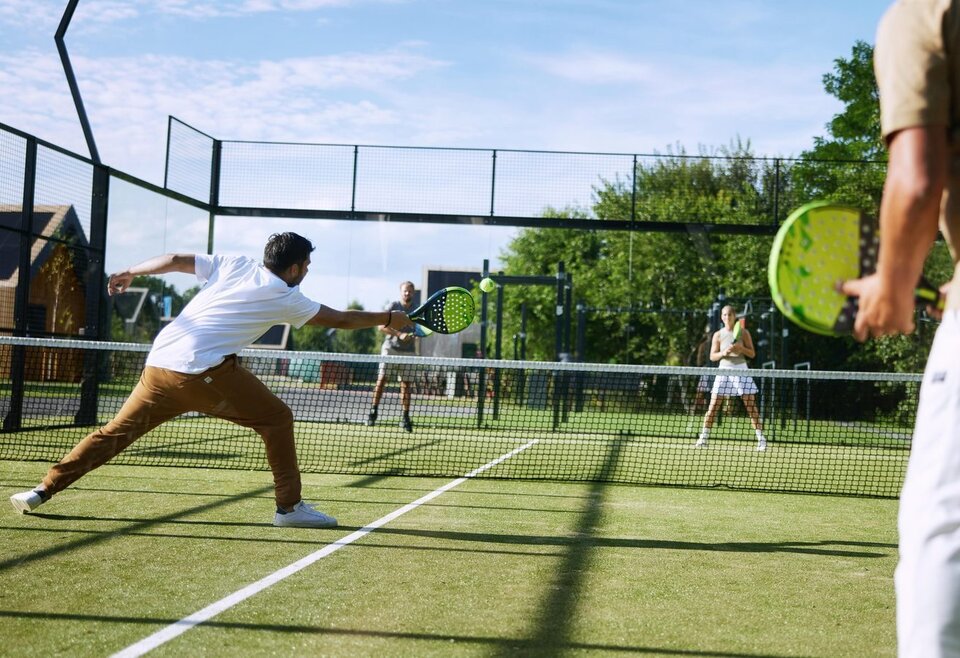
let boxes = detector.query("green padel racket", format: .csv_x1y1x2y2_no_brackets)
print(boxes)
731,317,743,342
768,201,942,336
409,286,475,334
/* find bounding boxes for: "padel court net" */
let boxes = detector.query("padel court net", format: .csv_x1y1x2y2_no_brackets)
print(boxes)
0,337,918,498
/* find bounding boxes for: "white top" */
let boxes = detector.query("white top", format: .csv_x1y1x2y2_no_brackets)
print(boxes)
146,255,321,373
717,326,747,368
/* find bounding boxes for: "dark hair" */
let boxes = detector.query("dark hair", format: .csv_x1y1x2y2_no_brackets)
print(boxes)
263,232,315,273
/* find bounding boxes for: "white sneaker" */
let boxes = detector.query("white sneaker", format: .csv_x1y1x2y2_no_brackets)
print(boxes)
757,438,767,452
273,500,338,528
10,490,46,514
695,437,708,448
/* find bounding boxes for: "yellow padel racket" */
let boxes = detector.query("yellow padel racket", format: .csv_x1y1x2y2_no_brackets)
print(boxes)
768,201,942,336
409,286,476,334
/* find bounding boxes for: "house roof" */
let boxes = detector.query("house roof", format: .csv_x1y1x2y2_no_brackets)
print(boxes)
0,204,91,283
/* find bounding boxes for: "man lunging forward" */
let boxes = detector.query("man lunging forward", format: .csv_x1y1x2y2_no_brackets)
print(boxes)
10,232,412,528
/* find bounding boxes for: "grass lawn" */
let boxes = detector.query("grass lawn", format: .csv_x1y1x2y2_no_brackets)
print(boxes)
1,459,897,657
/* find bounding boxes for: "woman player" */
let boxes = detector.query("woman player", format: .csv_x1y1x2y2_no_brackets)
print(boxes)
695,305,767,451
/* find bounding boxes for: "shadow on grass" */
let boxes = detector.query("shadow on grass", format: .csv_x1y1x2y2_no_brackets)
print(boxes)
363,527,895,557
4,480,584,515
345,478,595,501
0,484,274,572
0,609,793,657
348,437,449,468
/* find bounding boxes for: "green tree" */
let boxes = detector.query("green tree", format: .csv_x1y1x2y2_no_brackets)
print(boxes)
108,275,187,343
497,143,778,364
181,285,201,306
791,40,886,213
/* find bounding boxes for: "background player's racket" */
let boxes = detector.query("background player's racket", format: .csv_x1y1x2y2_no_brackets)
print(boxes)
768,201,942,336
731,317,743,343
409,286,475,334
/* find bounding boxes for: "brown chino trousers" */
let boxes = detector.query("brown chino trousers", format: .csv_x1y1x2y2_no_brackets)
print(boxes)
41,355,302,508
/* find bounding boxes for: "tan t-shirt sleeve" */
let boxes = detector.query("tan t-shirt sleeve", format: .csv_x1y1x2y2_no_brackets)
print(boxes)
874,0,953,140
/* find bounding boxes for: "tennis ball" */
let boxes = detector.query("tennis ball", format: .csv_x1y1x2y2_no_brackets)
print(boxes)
479,277,496,293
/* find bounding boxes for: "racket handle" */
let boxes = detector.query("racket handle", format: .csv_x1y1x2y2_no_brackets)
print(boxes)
915,286,945,311
915,274,944,310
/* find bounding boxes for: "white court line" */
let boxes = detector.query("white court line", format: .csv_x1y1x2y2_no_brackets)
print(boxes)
112,439,540,658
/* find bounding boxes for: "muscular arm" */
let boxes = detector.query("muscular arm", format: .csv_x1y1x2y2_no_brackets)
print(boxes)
108,254,196,296
842,127,946,339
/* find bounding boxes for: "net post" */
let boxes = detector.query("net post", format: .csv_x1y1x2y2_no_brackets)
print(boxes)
492,273,505,420
555,262,565,361
476,259,490,428
516,303,527,404
552,262,566,431
574,303,587,412
552,368,560,432
772,310,788,431
794,362,812,440
75,163,111,425
762,360,776,442
561,273,573,423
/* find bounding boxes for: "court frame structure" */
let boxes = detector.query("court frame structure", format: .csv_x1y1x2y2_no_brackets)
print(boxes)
1,113,890,339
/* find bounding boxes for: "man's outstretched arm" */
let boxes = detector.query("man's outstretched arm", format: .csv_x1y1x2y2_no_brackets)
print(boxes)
107,254,196,296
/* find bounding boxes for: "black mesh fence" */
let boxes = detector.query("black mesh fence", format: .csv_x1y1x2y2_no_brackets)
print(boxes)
164,117,214,203
0,123,105,340
163,117,888,228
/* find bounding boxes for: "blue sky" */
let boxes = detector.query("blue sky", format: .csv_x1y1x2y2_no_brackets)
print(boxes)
0,0,891,311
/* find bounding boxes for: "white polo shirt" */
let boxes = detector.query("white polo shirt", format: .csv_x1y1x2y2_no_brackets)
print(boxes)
146,254,321,373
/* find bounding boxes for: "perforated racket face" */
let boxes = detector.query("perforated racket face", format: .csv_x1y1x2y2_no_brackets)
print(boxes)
732,320,742,342
410,287,475,334
769,202,873,336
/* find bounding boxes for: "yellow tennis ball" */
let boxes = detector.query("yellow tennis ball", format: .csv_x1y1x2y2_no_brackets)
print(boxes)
479,277,496,293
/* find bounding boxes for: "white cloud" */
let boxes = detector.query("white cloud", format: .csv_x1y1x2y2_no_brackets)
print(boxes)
0,0,61,27
507,46,839,156
523,50,658,85
0,0,399,29
146,0,392,20
0,45,449,182
77,1,141,23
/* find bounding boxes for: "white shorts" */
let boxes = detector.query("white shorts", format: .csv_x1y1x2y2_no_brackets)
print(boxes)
711,362,758,397
896,311,960,657
697,375,713,392
377,344,414,382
